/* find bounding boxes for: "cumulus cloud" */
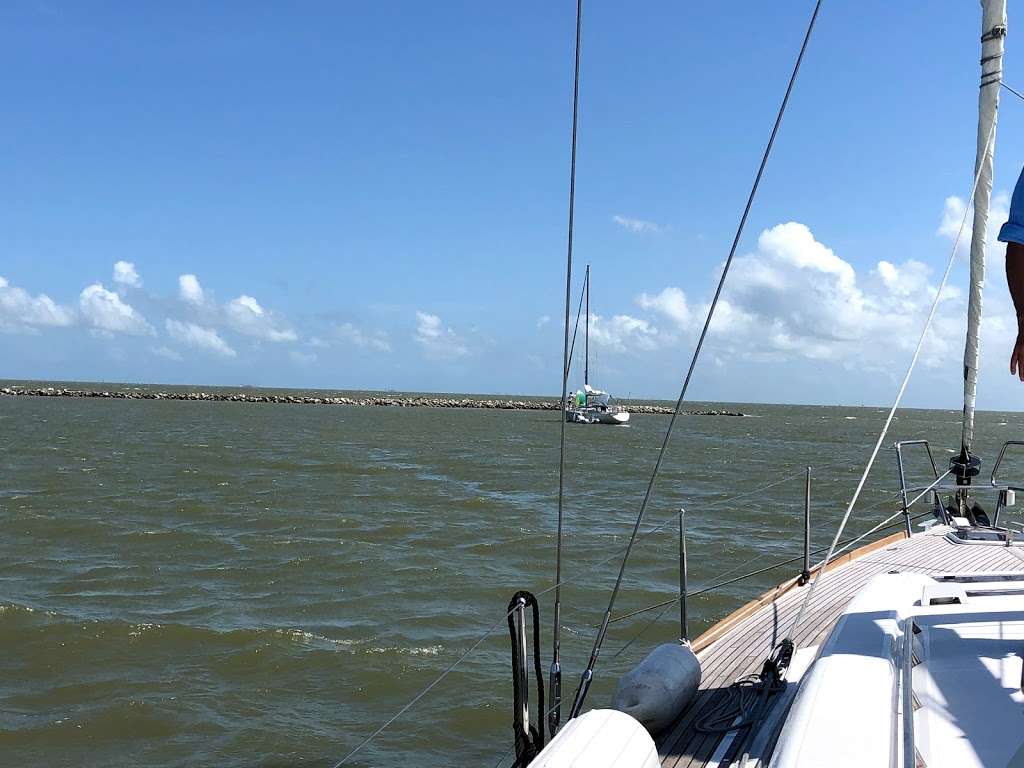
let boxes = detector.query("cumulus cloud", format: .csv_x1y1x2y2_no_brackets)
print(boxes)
79,283,153,335
713,223,935,363
335,322,391,352
113,261,141,288
637,287,690,327
588,313,661,352
414,311,469,359
613,215,662,234
178,274,205,305
165,319,236,357
0,276,74,332
225,295,297,342
632,218,985,369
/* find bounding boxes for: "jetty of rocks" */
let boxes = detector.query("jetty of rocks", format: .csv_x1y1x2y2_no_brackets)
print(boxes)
0,386,744,416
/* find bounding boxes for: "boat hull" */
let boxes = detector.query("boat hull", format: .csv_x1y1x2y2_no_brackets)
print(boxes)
565,407,630,425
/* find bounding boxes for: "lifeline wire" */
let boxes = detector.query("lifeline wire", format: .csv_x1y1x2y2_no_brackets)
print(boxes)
566,0,824,720
332,609,515,767
549,0,584,735
784,116,998,646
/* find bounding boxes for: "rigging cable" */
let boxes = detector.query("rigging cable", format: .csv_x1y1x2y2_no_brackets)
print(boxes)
782,116,998,652
566,265,588,379
566,0,825,721
550,0,584,735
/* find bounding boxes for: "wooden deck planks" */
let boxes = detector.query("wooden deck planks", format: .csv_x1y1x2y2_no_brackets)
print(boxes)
656,529,1024,767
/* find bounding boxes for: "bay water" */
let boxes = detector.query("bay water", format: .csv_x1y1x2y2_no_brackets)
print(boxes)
2,384,1022,766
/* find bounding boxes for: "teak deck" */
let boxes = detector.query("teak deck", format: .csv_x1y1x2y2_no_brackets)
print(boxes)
656,527,1024,767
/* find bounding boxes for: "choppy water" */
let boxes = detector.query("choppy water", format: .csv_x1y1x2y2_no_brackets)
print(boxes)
2,383,1023,767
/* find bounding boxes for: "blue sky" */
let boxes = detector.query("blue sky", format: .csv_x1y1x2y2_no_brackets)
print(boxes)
3,1,1024,408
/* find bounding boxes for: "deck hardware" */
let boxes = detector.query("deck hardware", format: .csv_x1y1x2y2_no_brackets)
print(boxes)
895,440,943,531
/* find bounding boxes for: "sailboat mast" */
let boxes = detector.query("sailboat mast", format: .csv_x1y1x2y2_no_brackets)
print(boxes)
584,265,590,387
961,0,1006,455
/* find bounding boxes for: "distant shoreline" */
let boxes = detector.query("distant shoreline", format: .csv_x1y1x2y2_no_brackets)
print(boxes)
0,385,745,416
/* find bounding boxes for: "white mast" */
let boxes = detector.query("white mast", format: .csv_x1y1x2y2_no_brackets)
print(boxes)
961,0,1006,453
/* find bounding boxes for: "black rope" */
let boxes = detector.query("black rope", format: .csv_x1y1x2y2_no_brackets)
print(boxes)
692,639,792,767
507,591,545,766
566,0,825,721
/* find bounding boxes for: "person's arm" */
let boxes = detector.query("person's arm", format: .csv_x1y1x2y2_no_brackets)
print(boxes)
1002,166,1024,380
1008,242,1024,380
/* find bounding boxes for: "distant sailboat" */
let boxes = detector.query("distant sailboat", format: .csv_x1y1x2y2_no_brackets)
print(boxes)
565,266,630,425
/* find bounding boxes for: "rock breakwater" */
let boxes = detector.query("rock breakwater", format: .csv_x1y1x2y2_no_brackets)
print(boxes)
0,386,744,416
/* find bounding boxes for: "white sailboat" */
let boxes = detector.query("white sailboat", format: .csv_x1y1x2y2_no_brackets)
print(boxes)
565,266,631,425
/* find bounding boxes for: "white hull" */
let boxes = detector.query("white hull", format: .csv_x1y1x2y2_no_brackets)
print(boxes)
565,407,629,425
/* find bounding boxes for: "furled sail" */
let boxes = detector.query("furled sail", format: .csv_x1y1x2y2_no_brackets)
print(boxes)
962,0,1006,452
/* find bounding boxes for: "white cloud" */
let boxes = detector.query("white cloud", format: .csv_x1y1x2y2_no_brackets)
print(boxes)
79,283,153,335
414,311,469,359
587,313,661,352
225,294,297,342
165,319,236,357
631,217,983,370
537,315,551,329
0,276,74,332
612,215,662,234
113,260,141,288
178,274,205,305
335,322,391,352
637,287,690,327
733,222,975,366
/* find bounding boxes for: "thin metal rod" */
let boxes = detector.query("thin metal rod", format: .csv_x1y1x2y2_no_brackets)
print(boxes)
584,264,590,387
800,467,811,585
567,0,824,721
679,508,688,641
566,270,588,379
550,0,583,736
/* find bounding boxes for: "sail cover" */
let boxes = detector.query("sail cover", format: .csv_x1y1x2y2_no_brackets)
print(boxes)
962,0,1006,451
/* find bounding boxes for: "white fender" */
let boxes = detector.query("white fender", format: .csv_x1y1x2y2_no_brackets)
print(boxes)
531,709,660,768
611,642,701,733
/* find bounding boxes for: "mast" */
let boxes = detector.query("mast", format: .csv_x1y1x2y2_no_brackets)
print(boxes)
584,264,590,387
960,0,1006,461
